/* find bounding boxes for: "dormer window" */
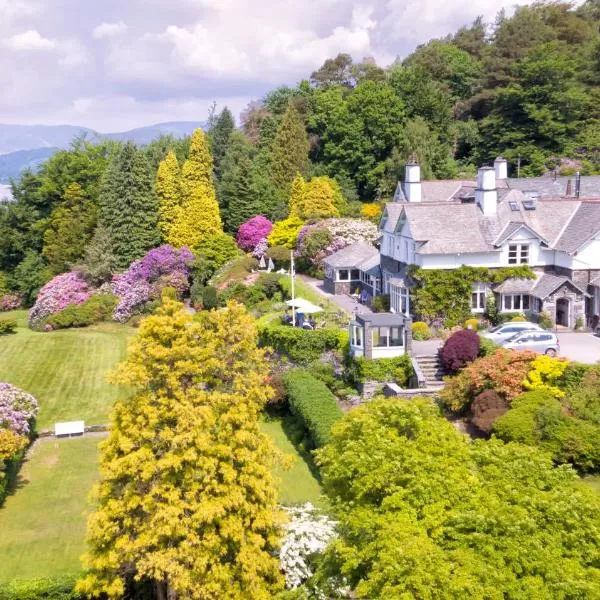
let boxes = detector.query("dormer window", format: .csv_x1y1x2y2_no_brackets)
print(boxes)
508,244,529,265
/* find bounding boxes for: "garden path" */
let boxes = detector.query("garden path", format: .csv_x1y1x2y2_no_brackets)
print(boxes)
297,275,372,317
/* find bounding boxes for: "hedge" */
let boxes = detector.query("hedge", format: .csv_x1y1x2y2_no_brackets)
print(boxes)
258,324,348,364
347,355,413,386
0,448,26,507
283,369,343,448
0,318,17,335
0,576,82,600
42,294,117,330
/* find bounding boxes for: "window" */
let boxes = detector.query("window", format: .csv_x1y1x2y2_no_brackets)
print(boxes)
508,244,529,265
503,294,530,311
337,269,349,281
351,325,363,347
351,269,360,281
471,282,489,312
372,326,403,347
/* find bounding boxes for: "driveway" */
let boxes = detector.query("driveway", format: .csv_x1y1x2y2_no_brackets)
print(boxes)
556,332,600,364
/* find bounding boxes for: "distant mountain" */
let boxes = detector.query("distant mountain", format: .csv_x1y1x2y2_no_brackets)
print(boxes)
0,121,204,182
0,147,59,183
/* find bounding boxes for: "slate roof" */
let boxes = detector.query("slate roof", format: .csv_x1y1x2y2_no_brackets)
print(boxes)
381,204,403,233
356,312,406,327
553,203,600,253
493,278,536,294
508,176,600,199
531,273,589,299
323,241,379,269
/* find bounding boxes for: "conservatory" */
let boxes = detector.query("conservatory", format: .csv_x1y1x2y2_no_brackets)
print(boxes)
349,312,410,359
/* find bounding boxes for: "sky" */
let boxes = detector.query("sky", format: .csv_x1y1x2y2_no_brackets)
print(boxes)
1,0,541,132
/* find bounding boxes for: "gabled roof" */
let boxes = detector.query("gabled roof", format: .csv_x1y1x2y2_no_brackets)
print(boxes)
553,203,600,254
380,204,403,233
493,278,536,294
323,241,379,269
493,222,549,247
532,273,589,300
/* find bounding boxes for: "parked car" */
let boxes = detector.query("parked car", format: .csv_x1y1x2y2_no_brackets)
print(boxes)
502,331,560,356
481,322,543,343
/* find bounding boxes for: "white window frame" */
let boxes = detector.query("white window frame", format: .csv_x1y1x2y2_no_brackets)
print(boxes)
508,244,529,265
471,282,489,313
502,294,531,312
351,324,363,347
372,326,404,348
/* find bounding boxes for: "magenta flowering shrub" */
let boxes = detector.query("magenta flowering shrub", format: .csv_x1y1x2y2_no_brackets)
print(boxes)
28,272,91,328
111,245,193,322
237,216,273,252
252,238,268,259
295,218,379,267
0,383,39,436
0,294,21,312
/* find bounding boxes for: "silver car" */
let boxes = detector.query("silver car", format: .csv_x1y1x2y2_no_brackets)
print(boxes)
481,322,543,343
502,331,560,356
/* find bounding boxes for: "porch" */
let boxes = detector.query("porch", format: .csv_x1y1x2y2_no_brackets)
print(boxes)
349,312,411,359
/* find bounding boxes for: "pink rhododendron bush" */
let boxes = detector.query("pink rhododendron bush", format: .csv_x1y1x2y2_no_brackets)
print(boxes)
0,294,22,312
0,383,38,437
296,218,379,267
111,245,193,322
237,216,273,252
28,271,92,328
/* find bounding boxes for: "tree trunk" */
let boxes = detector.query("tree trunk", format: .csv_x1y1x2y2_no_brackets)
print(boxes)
167,583,178,600
155,581,167,600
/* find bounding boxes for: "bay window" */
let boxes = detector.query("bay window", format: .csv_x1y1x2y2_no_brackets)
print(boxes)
502,294,530,311
372,326,404,347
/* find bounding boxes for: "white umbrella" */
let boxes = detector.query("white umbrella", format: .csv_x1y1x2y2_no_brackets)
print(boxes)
285,298,323,313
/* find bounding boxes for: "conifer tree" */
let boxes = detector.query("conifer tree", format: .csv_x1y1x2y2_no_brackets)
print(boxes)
270,104,309,195
210,107,235,179
98,142,160,270
171,129,222,248
78,299,284,600
289,175,343,220
156,150,182,243
42,182,97,275
288,174,307,218
81,226,118,285
219,131,261,232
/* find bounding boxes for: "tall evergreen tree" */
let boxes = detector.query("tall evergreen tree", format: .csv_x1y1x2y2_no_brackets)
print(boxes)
80,226,118,285
98,142,160,270
218,131,261,233
270,104,309,195
156,150,182,243
78,299,284,599
42,183,97,275
170,129,222,248
210,107,235,179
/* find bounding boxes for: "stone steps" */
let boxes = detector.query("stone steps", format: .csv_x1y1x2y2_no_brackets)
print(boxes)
414,354,445,388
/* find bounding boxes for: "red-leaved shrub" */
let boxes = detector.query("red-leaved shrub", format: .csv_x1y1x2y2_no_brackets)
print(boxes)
471,390,509,433
439,329,480,373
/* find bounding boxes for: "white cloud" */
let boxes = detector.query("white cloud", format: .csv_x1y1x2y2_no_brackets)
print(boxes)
58,39,90,68
92,21,128,40
0,0,39,20
3,29,55,51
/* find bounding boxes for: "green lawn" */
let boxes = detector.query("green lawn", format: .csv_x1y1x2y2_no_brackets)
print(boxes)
583,476,600,494
0,436,101,582
0,313,132,429
261,414,324,507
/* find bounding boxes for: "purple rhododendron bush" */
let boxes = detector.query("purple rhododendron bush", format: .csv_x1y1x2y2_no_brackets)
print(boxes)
0,383,39,437
28,245,194,329
0,294,21,312
28,271,92,328
237,216,273,252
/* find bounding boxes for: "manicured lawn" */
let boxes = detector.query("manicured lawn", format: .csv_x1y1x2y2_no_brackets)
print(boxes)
0,313,133,429
261,414,324,507
583,476,600,494
0,436,101,582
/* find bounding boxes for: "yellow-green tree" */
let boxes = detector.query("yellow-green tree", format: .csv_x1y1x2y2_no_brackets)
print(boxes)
156,150,181,243
78,299,283,600
267,216,305,249
170,129,223,248
288,175,344,220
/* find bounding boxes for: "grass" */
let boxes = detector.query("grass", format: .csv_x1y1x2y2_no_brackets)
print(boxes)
0,436,101,582
582,476,600,494
261,413,324,507
0,312,133,429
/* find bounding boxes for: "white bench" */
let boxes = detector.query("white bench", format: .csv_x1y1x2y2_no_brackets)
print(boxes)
54,420,85,437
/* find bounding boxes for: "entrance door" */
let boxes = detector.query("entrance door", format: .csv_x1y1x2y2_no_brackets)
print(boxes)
556,297,570,327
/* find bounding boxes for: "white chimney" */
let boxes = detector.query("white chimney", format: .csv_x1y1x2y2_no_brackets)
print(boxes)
404,161,421,203
476,166,497,217
494,156,508,180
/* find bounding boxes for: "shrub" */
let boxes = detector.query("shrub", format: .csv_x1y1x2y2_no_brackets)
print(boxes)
538,311,553,329
372,294,390,313
236,216,273,252
347,355,413,386
268,217,305,249
439,329,480,374
266,246,292,271
470,390,509,433
510,313,527,322
202,286,219,310
464,318,480,331
0,575,82,600
0,294,21,312
0,319,16,335
360,203,382,222
193,233,240,284
523,355,569,398
283,369,343,447
440,349,536,413
0,382,39,436
259,325,347,364
478,336,497,357
42,294,118,330
411,321,431,341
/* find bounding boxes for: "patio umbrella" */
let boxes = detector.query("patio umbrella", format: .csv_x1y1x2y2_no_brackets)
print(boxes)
285,298,323,313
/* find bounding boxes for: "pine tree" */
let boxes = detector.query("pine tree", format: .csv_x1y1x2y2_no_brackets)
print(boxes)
81,226,118,285
156,150,182,243
78,299,284,600
42,182,97,275
171,129,222,248
288,174,307,218
210,107,235,179
270,104,309,195
219,131,261,233
98,142,160,270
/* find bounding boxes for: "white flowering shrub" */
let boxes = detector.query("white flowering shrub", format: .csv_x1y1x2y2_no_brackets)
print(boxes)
280,503,337,590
